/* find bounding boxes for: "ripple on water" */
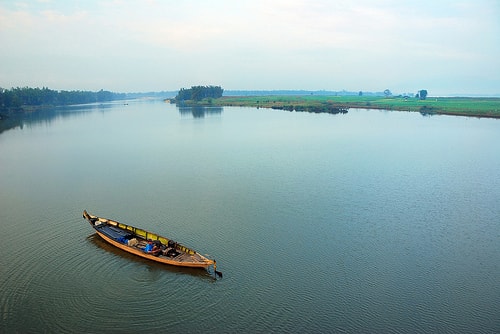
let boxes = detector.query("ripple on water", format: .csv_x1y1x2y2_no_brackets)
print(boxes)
5,226,216,333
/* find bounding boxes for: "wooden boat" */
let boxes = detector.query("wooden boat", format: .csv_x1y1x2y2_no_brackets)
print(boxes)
83,210,218,272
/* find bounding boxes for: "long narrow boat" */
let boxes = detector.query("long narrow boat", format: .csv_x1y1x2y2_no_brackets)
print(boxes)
83,210,217,271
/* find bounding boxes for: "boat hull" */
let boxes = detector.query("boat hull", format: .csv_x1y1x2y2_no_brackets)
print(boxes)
83,210,215,269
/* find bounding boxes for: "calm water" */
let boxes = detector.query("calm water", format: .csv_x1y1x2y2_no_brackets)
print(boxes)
0,100,499,333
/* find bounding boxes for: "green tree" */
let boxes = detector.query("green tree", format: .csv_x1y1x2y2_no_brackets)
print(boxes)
175,85,223,101
418,89,428,100
0,86,124,110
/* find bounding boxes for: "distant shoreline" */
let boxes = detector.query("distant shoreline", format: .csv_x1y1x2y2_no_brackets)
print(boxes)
206,95,500,119
3,94,500,119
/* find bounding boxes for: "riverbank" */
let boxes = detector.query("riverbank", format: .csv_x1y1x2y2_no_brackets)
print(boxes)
208,95,500,118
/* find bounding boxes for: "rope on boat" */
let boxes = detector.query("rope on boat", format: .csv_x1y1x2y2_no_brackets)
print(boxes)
214,260,223,279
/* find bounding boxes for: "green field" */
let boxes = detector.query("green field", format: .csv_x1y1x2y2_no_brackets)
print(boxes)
212,95,500,118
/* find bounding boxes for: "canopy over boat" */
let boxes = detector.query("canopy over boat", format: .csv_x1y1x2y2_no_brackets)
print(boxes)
83,210,219,275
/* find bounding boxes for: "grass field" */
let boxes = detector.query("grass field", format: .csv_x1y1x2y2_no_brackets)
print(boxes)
212,95,500,118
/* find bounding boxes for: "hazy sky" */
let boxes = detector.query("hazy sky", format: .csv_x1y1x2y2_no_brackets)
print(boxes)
1,0,499,95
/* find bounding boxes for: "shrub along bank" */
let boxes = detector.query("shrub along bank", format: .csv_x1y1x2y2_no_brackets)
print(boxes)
212,95,500,118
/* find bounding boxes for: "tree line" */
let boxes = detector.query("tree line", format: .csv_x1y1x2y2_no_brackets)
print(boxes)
175,85,223,101
383,89,428,99
0,87,126,111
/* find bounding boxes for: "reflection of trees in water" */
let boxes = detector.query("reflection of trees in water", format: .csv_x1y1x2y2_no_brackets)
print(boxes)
0,103,115,135
178,106,223,118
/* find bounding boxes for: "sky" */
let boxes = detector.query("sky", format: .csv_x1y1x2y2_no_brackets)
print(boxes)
0,0,499,95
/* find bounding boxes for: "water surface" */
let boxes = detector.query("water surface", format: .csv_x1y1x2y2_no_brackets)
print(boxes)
1,100,499,332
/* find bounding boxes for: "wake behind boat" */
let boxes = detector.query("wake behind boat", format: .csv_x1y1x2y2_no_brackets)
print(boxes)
83,210,220,276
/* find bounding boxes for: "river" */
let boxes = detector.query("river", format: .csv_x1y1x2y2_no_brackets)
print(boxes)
0,99,499,332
